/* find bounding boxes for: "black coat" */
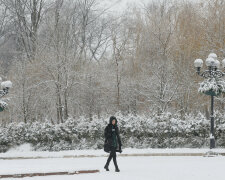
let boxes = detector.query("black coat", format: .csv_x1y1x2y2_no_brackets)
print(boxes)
104,119,122,153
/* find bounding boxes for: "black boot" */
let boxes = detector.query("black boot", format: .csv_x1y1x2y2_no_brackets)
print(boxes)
104,165,109,171
113,156,119,172
115,161,120,172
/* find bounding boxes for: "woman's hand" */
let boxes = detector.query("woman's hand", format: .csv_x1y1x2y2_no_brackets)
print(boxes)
119,146,122,153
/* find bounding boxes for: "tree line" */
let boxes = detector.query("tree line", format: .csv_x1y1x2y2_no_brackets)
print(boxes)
0,0,224,125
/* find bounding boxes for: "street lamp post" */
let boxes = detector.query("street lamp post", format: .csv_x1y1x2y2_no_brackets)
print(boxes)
194,53,225,149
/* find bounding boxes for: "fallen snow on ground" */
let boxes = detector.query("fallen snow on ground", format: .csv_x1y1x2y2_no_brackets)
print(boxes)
1,156,225,180
1,144,225,158
7,144,33,153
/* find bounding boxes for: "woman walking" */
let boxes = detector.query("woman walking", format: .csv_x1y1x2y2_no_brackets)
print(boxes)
104,116,122,172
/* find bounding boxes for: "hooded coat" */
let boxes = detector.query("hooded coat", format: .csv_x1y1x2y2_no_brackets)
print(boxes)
104,116,122,153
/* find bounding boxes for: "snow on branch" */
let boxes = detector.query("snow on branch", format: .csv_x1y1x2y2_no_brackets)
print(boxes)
198,78,225,96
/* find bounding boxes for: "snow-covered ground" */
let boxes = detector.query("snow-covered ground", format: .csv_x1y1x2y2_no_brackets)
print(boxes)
1,156,225,180
1,144,225,158
1,145,225,179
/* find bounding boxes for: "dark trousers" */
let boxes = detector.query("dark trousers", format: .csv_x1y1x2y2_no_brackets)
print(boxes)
105,147,119,169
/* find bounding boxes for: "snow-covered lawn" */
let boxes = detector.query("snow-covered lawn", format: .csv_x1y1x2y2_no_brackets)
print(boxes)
1,155,225,180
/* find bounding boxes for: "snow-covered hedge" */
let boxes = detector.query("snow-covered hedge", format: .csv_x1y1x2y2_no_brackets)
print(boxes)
0,112,225,152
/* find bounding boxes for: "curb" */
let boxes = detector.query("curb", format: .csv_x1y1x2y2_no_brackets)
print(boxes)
0,170,99,179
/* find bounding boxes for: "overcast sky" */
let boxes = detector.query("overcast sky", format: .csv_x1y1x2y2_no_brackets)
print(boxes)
99,0,152,13
99,0,200,14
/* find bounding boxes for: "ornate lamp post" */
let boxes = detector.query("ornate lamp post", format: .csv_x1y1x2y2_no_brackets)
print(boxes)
194,53,225,149
0,78,12,112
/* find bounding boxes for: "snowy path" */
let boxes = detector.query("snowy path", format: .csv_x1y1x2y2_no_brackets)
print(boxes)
2,147,225,159
1,156,225,180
